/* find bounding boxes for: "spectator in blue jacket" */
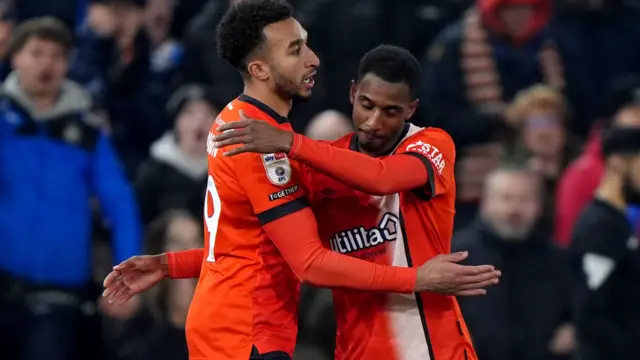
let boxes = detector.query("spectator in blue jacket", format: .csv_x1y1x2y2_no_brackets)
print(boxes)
0,17,141,360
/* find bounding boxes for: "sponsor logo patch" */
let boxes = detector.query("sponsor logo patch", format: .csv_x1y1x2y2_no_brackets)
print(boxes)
405,140,446,174
261,152,291,186
329,213,399,254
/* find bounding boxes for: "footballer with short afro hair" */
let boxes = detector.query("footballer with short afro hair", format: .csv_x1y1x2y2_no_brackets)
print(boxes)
216,0,293,75
356,44,422,100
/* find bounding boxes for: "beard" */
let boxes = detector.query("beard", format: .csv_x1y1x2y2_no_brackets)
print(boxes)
490,222,532,241
271,67,311,102
623,176,640,206
483,216,533,242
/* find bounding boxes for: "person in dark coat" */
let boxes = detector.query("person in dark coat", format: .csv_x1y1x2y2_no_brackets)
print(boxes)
135,84,221,227
570,127,640,360
70,0,182,175
453,166,574,360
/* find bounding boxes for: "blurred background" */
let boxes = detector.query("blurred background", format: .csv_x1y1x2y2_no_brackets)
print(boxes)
1,0,640,359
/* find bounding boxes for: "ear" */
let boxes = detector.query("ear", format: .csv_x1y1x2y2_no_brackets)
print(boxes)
406,98,420,120
247,60,269,81
349,80,357,104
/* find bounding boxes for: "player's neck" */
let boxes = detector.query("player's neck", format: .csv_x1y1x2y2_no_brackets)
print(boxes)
243,85,292,119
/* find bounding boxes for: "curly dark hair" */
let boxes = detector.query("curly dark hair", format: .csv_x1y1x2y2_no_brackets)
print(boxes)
357,44,422,100
216,0,293,75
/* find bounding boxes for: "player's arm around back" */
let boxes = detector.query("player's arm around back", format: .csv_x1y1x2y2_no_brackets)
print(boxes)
233,150,417,293
264,208,417,293
214,118,455,196
287,129,456,196
263,208,499,295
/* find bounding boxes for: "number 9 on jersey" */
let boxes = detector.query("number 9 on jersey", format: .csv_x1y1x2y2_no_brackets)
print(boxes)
205,175,221,262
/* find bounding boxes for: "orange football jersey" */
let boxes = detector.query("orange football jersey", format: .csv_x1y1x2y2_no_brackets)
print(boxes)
186,95,307,360
307,124,478,360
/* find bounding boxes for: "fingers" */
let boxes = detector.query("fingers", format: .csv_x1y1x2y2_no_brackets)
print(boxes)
438,251,469,263
113,257,138,271
454,264,496,276
116,282,143,305
455,289,487,296
459,276,500,291
213,128,249,143
215,137,249,149
216,119,251,132
108,281,129,303
116,288,133,305
103,270,121,287
459,270,501,285
453,271,501,296
103,276,124,297
224,146,250,157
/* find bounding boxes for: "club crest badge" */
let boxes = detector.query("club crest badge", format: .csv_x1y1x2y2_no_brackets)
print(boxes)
261,152,292,186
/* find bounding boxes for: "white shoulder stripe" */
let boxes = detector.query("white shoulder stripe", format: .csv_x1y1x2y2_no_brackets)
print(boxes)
391,124,424,154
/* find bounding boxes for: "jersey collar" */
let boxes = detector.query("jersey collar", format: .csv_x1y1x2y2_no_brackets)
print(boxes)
238,94,289,124
349,123,410,157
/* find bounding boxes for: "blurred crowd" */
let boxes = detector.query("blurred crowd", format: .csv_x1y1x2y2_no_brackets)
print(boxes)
0,0,640,359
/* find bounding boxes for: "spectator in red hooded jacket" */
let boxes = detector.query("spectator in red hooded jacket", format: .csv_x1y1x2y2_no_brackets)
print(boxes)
422,0,594,230
554,77,640,247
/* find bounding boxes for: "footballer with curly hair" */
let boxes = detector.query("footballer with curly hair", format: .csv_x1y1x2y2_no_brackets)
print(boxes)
104,2,499,360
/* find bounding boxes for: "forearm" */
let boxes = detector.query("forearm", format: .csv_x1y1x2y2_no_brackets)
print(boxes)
297,246,417,293
165,249,204,279
264,209,416,293
288,134,428,195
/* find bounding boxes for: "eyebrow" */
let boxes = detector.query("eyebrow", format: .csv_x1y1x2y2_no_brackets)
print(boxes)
287,38,305,49
358,95,403,111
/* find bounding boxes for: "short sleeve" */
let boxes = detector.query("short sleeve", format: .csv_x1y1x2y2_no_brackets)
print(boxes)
234,151,309,225
396,128,456,199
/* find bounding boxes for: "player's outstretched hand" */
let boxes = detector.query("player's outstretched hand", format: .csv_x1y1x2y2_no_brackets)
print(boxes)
102,254,168,305
213,110,294,156
415,251,501,296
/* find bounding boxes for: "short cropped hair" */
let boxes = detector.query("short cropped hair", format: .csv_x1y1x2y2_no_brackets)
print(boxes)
505,84,567,127
356,44,422,99
216,0,292,74
8,16,73,57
